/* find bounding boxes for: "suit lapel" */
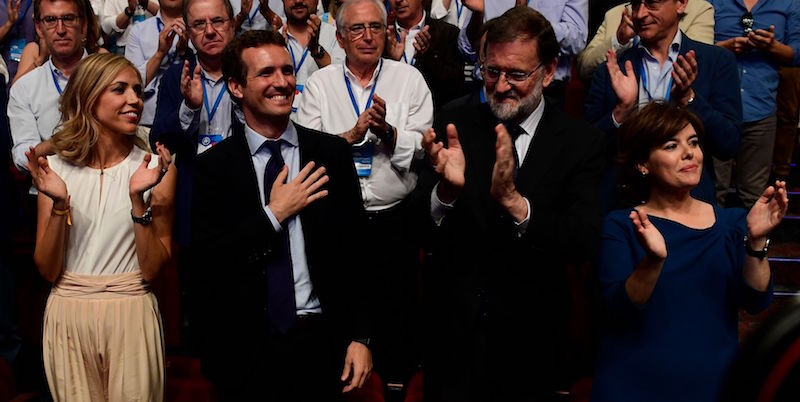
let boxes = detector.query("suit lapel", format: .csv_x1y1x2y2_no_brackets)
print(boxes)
231,121,268,215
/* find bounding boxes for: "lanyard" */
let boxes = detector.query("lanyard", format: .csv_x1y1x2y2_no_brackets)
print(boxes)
395,30,415,65
201,73,226,124
455,0,463,22
343,59,383,118
156,17,163,32
288,39,310,75
639,60,672,102
50,64,63,94
248,4,260,26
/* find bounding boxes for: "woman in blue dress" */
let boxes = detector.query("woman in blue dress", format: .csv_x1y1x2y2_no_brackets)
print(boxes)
591,102,788,402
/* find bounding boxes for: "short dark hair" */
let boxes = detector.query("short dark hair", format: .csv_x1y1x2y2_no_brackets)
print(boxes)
222,30,287,101
34,0,102,53
617,102,705,204
182,0,234,26
485,6,558,65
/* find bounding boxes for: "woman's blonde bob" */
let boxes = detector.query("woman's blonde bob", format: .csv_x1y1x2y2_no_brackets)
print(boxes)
51,53,146,166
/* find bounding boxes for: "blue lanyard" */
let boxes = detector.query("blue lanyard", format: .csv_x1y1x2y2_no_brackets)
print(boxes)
479,87,486,104
639,60,672,102
50,64,63,94
455,0,463,22
248,4,260,26
343,59,383,118
156,17,163,32
395,30,415,65
288,41,310,75
201,73,226,123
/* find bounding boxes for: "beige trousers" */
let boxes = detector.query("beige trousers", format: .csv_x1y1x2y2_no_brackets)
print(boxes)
43,271,165,402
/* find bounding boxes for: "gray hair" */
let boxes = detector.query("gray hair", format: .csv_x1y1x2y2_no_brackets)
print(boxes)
336,0,387,35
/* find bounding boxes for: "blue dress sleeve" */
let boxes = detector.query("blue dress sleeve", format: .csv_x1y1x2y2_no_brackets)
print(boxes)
597,210,650,318
724,207,774,314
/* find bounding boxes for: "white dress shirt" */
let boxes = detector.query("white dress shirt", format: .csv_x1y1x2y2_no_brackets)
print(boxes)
102,0,154,47
281,22,345,118
178,58,234,154
9,53,87,172
429,0,468,28
296,58,434,211
125,12,182,126
395,11,425,65
244,122,322,314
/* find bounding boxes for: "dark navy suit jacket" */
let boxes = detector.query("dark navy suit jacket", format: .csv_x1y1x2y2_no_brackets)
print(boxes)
584,33,742,212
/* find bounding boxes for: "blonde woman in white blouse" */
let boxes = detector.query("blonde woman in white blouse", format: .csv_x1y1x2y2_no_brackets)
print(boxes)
25,53,175,402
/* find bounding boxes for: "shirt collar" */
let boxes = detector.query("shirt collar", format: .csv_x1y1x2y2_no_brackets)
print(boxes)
638,29,682,62
245,121,299,156
395,10,426,33
48,49,89,77
343,58,383,88
517,95,545,138
195,54,223,84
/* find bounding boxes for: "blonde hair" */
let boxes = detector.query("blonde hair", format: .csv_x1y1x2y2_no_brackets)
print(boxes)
51,53,146,166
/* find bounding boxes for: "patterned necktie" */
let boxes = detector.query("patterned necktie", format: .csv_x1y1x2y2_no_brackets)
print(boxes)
262,140,296,334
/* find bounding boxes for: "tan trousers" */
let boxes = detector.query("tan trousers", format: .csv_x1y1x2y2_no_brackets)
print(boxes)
43,271,165,402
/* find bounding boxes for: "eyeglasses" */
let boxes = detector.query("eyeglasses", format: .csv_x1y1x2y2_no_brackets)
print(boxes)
38,14,81,29
189,17,229,34
346,22,384,38
481,63,542,86
740,11,754,35
630,0,665,11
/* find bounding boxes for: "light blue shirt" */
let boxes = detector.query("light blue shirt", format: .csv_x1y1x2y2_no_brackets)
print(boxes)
179,56,234,154
637,30,682,106
459,0,588,82
710,0,800,122
244,121,322,315
125,12,182,126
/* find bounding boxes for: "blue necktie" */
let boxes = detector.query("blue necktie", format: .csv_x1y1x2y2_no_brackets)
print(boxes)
262,140,296,334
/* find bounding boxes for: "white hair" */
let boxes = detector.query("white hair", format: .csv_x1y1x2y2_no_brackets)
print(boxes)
336,0,387,34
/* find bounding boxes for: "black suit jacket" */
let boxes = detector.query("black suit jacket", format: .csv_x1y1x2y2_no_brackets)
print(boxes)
414,16,467,108
191,120,369,386
423,100,604,401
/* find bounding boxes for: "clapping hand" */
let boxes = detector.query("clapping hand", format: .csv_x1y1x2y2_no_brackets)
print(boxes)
746,180,789,241
180,60,203,109
386,25,406,61
670,50,698,107
422,124,465,203
367,94,389,136
630,209,667,260
606,49,637,123
6,0,21,27
413,25,431,58
26,146,67,208
616,5,635,44
130,142,173,197
157,20,185,56
259,0,283,31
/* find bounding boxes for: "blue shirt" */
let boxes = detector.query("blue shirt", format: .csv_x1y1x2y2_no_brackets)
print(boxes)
244,121,322,315
710,0,800,122
637,30,682,105
124,12,182,126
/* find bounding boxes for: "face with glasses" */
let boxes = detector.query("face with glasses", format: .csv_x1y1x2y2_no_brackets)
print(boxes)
35,0,86,60
186,0,234,59
484,38,554,123
336,1,386,69
630,0,686,45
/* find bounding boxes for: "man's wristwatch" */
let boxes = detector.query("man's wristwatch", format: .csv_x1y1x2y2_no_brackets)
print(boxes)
310,44,325,59
131,206,153,225
744,234,770,260
353,338,372,348
380,123,394,143
124,6,135,17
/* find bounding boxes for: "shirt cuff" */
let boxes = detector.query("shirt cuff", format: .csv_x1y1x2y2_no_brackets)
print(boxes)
179,101,199,131
611,110,622,128
264,205,283,232
611,34,634,52
514,197,531,235
430,182,456,226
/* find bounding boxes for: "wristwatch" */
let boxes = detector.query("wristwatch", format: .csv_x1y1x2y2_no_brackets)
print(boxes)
380,123,394,143
124,6,135,17
353,338,372,348
131,206,153,225
310,44,326,59
744,234,770,260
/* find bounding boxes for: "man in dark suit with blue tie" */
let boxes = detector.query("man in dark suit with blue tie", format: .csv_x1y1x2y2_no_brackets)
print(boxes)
583,0,742,211
191,30,372,400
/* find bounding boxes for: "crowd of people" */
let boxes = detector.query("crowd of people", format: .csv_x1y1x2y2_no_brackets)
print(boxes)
0,0,798,401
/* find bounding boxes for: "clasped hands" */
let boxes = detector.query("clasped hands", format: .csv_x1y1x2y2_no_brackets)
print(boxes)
387,25,431,61
422,123,527,222
345,94,392,146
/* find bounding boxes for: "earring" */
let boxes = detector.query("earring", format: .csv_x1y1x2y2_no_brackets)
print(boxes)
639,170,648,177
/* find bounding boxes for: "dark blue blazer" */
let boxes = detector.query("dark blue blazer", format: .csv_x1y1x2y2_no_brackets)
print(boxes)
150,54,234,246
584,33,743,211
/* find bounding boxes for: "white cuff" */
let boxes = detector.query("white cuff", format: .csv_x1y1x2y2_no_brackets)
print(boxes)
430,182,456,226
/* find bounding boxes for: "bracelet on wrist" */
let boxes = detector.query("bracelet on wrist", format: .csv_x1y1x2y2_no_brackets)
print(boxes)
52,203,72,226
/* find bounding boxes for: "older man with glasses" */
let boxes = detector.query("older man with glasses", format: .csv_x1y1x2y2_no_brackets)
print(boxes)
296,0,433,391
584,0,742,213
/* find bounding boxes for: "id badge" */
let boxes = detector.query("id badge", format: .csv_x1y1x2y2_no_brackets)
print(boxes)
9,38,25,62
198,133,223,153
352,140,374,177
292,84,304,114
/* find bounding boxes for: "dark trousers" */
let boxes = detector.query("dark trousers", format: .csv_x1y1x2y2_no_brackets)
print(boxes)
773,66,800,178
215,315,343,402
365,201,421,384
